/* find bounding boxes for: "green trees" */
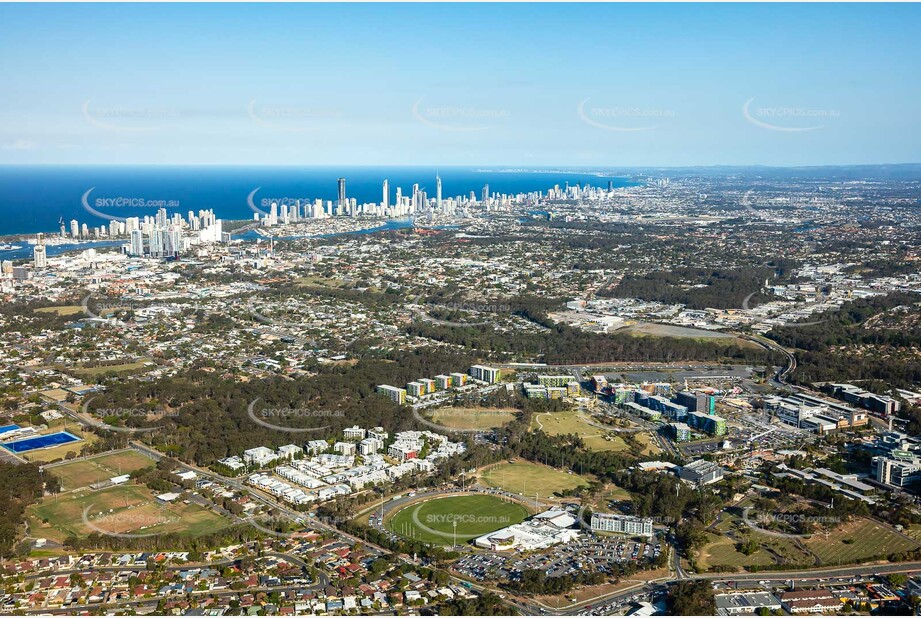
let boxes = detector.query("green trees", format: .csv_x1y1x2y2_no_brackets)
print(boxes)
406,312,778,366
602,266,785,310
440,592,514,616
85,348,475,466
768,292,921,387
0,462,45,557
666,580,716,616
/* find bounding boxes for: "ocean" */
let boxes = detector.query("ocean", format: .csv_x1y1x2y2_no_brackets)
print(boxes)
0,166,634,261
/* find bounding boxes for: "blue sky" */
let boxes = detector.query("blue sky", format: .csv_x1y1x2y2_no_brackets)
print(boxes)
1,3,919,167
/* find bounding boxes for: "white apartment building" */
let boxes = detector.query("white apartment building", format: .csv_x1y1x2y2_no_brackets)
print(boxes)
590,513,654,538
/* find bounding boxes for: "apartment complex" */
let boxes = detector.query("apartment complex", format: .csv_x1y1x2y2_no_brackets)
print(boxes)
376,384,406,405
469,364,501,384
590,513,654,538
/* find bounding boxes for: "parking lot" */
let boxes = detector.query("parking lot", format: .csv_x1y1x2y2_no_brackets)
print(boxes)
453,536,663,582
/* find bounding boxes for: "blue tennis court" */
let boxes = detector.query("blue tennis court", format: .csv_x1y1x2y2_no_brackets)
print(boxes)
0,424,20,435
2,431,81,454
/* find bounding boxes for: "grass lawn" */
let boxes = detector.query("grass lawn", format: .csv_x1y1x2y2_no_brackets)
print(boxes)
597,483,633,503
47,450,155,490
696,507,813,571
34,305,84,316
632,432,662,456
295,276,349,289
803,518,920,565
28,483,230,544
532,411,630,452
480,461,589,497
387,494,528,545
72,361,150,378
536,567,671,609
696,532,807,571
624,323,762,349
427,406,517,430
696,511,919,571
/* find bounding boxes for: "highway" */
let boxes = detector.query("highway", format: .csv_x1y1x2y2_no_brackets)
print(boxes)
740,333,796,387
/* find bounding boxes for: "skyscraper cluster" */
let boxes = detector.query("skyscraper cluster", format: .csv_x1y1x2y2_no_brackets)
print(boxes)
124,208,222,258
62,208,222,258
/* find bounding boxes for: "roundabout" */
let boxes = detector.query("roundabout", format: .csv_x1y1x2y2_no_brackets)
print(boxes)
386,493,530,546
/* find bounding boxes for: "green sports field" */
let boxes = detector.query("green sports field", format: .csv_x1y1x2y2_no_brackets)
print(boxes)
48,450,155,490
387,494,528,545
481,461,589,497
28,483,231,545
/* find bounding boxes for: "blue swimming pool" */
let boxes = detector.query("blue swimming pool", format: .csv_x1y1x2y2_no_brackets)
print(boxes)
0,424,20,435
2,431,81,453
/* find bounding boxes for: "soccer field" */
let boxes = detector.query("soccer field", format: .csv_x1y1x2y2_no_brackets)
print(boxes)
481,461,589,497
387,494,528,545
426,406,517,430
49,450,155,490
28,483,231,544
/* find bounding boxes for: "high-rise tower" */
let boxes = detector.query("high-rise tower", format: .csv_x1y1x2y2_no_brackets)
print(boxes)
436,173,442,211
33,233,47,269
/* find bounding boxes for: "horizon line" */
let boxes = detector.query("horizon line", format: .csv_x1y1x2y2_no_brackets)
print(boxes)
1,162,920,170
